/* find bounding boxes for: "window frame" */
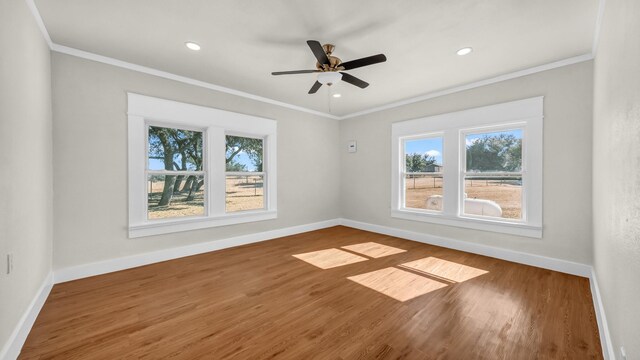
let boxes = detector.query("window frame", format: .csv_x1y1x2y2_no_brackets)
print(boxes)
401,132,445,214
459,123,526,223
391,97,543,238
145,122,208,220
224,131,267,213
128,93,277,238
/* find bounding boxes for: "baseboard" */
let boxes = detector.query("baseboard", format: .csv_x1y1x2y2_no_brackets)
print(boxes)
338,218,592,277
590,268,616,360
55,217,592,283
0,272,53,360
55,217,593,282
7,218,612,359
54,219,340,284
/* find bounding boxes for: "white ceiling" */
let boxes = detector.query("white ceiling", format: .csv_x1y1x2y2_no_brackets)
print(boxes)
34,0,599,117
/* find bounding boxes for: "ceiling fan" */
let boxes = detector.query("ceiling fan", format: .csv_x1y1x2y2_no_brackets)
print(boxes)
271,40,387,94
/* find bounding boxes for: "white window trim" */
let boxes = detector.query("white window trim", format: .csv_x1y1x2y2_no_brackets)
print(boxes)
128,93,277,238
391,97,543,238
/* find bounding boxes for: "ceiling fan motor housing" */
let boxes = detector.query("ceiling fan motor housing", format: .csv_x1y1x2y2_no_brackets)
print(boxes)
315,44,343,71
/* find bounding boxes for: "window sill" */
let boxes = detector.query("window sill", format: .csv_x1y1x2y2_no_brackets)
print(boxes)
391,209,542,238
129,210,277,238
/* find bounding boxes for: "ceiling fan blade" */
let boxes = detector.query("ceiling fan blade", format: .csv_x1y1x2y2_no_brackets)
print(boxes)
308,81,323,94
272,70,320,75
307,40,330,66
340,72,369,89
339,54,387,70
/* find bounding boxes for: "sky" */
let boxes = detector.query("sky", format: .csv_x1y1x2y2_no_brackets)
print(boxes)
405,137,443,165
404,129,523,166
230,151,257,171
465,129,522,146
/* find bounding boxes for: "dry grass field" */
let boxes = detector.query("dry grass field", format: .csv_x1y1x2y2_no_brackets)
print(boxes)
147,175,263,219
225,175,264,212
147,181,205,219
405,176,522,219
147,175,518,220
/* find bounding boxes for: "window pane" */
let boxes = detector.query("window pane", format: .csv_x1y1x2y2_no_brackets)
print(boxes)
148,174,205,219
464,129,523,220
148,126,203,171
226,175,264,212
466,129,522,172
403,136,443,211
226,135,263,172
463,175,522,219
404,137,443,173
405,174,443,211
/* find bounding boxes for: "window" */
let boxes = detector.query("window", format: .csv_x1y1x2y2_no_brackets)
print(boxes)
147,126,205,219
225,135,265,212
462,128,523,220
402,135,444,211
391,97,543,238
128,93,277,238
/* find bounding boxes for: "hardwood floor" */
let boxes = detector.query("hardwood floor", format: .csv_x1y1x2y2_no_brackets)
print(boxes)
20,226,602,359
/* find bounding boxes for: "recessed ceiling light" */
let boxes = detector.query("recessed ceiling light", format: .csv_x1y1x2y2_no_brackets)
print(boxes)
185,42,201,51
332,93,342,98
456,47,473,56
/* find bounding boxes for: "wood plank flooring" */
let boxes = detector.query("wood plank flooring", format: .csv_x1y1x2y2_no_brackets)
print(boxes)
20,226,603,359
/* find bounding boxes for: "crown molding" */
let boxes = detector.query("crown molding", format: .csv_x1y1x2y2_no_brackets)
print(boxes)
592,0,607,57
24,0,53,49
26,0,602,121
50,44,593,122
339,53,593,120
50,44,341,120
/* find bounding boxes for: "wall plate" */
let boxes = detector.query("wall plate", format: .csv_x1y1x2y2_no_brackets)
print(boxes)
347,140,357,153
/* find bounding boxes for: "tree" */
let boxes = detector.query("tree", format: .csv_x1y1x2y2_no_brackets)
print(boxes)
169,129,202,193
149,127,177,206
252,157,263,172
225,136,262,171
185,176,203,201
148,126,203,205
503,140,522,171
147,131,263,206
405,153,437,172
466,134,521,172
225,160,248,172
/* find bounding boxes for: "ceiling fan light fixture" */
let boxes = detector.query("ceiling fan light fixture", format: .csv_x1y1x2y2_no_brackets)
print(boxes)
317,72,343,85
456,47,473,56
271,40,385,94
332,93,342,98
185,42,201,51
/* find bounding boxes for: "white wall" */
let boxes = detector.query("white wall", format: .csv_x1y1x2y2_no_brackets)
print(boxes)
5,1,637,357
0,0,53,353
593,0,640,357
51,53,341,270
340,61,594,264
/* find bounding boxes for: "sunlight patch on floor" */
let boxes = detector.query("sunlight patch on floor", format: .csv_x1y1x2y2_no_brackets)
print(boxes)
399,257,488,283
348,267,448,302
293,248,368,269
341,242,407,258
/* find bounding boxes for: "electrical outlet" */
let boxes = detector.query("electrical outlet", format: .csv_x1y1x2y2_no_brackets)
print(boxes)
620,346,627,360
6,253,13,274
